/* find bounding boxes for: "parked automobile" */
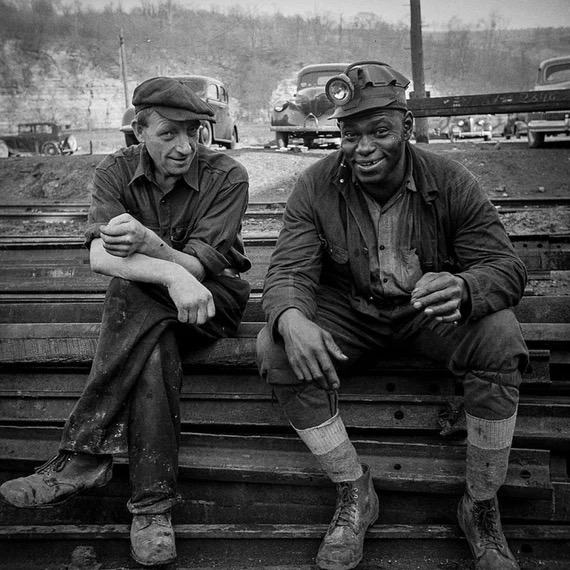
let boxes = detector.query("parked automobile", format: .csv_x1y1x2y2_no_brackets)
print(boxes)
0,122,78,157
502,114,528,139
270,63,350,148
120,75,238,149
526,55,570,148
438,115,493,141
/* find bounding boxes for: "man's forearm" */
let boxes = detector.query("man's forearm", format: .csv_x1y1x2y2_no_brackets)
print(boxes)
140,229,206,281
90,238,192,287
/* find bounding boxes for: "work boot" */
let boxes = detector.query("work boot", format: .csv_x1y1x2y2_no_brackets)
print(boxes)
130,512,177,566
0,450,113,508
316,464,379,570
457,491,520,569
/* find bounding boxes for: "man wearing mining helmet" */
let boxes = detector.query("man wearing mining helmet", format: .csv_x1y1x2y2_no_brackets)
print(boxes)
257,61,528,570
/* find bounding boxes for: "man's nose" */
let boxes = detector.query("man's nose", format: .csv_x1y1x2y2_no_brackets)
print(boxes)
356,135,375,153
175,134,193,153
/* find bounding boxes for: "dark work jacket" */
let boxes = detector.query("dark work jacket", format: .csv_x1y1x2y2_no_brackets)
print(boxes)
262,143,528,336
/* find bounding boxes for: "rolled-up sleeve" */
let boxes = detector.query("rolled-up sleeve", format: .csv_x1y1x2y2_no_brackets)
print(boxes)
182,178,250,275
84,158,129,248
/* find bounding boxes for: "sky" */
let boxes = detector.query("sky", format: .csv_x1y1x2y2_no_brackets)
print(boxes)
62,0,570,30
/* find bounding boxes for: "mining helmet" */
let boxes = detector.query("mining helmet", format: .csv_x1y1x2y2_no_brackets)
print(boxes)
325,61,410,120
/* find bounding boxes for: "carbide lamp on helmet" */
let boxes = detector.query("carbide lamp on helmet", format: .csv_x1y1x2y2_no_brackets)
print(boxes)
325,74,354,106
325,61,410,120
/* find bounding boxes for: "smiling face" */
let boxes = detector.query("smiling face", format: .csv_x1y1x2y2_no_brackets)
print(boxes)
340,109,414,197
133,110,200,185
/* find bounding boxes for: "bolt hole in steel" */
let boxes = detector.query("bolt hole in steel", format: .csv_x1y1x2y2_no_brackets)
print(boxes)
393,463,402,471
394,410,405,420
519,469,532,480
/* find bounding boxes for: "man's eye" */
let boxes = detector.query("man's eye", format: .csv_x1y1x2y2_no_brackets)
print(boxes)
187,128,199,137
374,128,389,137
343,132,357,140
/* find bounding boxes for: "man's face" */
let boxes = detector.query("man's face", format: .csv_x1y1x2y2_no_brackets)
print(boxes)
340,109,413,190
134,111,200,180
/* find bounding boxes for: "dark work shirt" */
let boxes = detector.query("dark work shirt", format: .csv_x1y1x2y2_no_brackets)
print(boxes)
85,143,251,276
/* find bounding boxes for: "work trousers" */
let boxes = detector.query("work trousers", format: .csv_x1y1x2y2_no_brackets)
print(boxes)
257,286,529,430
60,275,250,514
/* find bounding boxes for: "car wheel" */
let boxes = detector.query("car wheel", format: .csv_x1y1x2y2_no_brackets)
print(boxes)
41,142,60,156
0,140,9,158
200,122,213,147
303,136,315,149
527,130,545,148
276,132,288,148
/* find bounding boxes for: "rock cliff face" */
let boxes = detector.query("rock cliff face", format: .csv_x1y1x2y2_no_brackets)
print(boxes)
0,41,138,133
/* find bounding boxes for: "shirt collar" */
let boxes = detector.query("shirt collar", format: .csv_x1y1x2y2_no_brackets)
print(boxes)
128,145,200,192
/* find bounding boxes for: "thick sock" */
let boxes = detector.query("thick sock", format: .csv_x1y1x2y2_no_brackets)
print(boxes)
294,413,363,483
466,410,517,501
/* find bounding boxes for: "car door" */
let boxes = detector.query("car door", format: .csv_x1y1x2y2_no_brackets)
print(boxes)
206,81,231,141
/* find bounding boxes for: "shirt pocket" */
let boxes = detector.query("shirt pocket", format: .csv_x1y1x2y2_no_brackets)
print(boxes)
323,238,349,265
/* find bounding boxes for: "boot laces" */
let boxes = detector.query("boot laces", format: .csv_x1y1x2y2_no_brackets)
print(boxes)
474,499,503,550
330,482,359,533
34,451,74,475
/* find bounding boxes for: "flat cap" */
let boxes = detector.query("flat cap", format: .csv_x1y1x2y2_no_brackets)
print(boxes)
132,76,215,122
328,61,410,120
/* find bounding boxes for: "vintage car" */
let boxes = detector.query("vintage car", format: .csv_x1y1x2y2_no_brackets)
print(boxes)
526,55,570,148
121,75,238,149
438,115,494,141
0,122,78,157
270,63,350,148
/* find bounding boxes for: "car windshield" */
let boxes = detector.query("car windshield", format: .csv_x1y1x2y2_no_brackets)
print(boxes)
298,71,344,88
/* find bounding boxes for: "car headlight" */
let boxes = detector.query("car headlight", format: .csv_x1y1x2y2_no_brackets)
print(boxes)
273,100,289,113
325,74,354,106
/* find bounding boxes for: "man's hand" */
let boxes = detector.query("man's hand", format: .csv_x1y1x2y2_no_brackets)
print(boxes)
410,272,468,323
99,213,150,257
166,269,215,324
277,309,348,390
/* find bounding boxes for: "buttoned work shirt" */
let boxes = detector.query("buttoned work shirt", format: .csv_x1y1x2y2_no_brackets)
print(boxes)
85,144,251,276
360,163,422,297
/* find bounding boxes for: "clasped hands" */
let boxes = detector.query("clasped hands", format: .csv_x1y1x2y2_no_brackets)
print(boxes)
99,213,214,324
278,271,467,391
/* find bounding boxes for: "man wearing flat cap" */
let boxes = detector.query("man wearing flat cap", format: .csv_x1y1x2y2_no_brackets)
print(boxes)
257,61,527,570
1,77,251,566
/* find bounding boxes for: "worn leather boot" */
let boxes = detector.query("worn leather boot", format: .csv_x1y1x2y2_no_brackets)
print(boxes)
0,451,113,508
130,512,177,566
457,491,520,569
316,464,379,570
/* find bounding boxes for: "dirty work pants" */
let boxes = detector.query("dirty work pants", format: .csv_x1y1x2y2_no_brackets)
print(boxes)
60,276,249,514
257,286,528,430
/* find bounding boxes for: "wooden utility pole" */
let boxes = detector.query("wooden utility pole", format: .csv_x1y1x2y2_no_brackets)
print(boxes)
119,29,129,109
410,0,429,143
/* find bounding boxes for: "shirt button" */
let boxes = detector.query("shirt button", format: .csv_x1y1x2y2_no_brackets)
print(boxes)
340,179,345,183
368,296,374,301
383,278,388,283
379,245,385,251
160,199,166,205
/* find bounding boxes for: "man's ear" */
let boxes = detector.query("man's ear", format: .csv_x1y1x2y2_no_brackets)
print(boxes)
402,111,414,141
131,120,145,143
